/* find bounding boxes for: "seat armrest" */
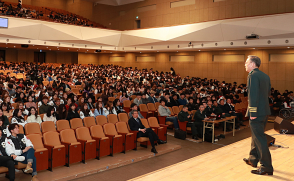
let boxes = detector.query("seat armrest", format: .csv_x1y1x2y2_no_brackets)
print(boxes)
117,132,127,136
105,134,115,138
159,124,169,128
77,139,88,143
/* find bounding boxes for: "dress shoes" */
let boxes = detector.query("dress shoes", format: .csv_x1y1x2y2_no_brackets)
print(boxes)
251,168,273,175
151,147,158,154
243,158,257,168
157,140,166,145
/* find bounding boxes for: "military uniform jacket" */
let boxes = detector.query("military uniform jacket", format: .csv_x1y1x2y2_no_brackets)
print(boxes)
178,111,192,122
5,134,34,156
246,68,271,117
194,110,207,123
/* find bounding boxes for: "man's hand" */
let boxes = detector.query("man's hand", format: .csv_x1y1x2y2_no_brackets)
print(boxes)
140,128,146,133
11,155,17,159
211,113,216,116
187,115,191,118
23,147,30,153
204,117,209,120
250,117,257,120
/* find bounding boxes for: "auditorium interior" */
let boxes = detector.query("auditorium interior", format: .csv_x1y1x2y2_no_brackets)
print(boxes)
0,0,293,181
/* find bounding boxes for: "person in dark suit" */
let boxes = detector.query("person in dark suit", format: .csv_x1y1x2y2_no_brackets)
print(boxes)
244,55,273,175
224,98,246,128
128,110,166,154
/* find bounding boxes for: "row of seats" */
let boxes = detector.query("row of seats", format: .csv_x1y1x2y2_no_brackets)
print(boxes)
20,114,168,171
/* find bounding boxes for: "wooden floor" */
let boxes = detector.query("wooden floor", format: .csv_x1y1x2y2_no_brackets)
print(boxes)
131,129,294,181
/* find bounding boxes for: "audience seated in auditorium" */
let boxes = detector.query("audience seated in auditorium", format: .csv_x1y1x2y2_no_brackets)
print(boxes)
158,100,179,129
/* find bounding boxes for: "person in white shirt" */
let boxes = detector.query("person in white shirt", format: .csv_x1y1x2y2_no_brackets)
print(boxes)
79,103,95,119
6,123,39,181
103,102,117,117
26,107,42,125
11,109,27,127
43,106,57,125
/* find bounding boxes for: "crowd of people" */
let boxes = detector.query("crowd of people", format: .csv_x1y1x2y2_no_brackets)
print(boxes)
0,0,102,28
0,61,292,180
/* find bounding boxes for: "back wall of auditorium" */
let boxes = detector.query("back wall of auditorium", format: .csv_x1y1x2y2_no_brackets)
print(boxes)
1,47,293,93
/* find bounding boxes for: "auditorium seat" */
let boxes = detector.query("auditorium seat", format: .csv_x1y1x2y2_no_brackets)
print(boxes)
148,117,168,142
19,125,24,134
123,100,131,113
56,120,71,132
75,127,96,162
25,123,42,136
168,107,175,116
172,106,180,115
115,122,136,151
83,117,96,128
108,97,115,102
118,113,130,129
139,104,152,118
43,131,66,171
26,134,49,171
103,123,124,155
60,129,82,166
155,102,160,110
40,114,45,120
96,115,108,125
179,105,184,111
41,121,57,133
70,118,84,130
107,114,119,124
147,103,158,117
90,125,110,159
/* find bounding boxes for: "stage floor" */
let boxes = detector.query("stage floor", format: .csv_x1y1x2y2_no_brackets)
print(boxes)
131,129,294,181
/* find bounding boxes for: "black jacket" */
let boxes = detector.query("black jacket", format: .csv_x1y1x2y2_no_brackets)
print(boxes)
66,110,80,121
128,117,145,137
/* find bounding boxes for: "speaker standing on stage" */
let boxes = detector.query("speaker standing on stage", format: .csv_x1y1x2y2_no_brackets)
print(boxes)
243,55,273,175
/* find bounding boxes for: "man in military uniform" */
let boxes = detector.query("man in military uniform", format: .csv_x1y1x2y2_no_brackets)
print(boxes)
243,55,273,175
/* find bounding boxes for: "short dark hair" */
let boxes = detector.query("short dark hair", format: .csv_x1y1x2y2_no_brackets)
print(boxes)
248,55,261,67
132,110,138,114
8,123,19,133
130,103,137,108
183,105,188,109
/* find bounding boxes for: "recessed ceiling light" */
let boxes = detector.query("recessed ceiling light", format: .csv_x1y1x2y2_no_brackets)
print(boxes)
110,52,112,53
6,47,8,48
157,51,159,52
58,49,59,50
87,50,88,51
287,47,290,48
33,45,34,46
14,46,15,48
253,48,255,49
77,50,78,51
37,48,39,49
177,51,178,52
224,49,226,50
199,50,201,51
49,49,51,50
57,47,59,48
46,47,48,48
68,49,69,50
140,52,141,53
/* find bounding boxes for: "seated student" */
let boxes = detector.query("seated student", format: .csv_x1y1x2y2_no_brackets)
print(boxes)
178,105,200,140
157,100,179,129
65,97,73,111
94,101,106,117
15,92,27,103
128,110,166,154
25,95,37,109
103,102,117,117
148,91,158,103
224,98,245,128
178,93,187,105
0,109,9,129
87,97,95,110
11,109,27,127
187,97,197,111
133,93,143,106
43,106,57,125
26,107,42,125
16,102,29,116
79,103,95,119
6,124,39,181
56,105,67,121
38,96,50,114
141,94,149,105
0,128,25,181
193,104,209,138
113,99,126,114
66,103,80,121
170,94,180,107
205,100,216,117
128,103,144,119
